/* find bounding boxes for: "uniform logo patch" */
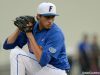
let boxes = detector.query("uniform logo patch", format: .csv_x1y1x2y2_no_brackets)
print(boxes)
49,47,56,53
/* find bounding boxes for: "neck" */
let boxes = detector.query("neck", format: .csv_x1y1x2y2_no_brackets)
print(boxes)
39,24,44,31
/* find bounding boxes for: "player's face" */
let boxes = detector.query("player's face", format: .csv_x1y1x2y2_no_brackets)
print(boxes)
38,15,55,29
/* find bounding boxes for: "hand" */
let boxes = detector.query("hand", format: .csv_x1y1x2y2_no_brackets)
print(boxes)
16,27,21,32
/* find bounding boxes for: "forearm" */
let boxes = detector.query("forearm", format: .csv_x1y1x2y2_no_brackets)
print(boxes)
7,28,20,44
26,33,42,61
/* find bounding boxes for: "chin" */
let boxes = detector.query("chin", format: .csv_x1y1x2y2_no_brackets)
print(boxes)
45,26,51,29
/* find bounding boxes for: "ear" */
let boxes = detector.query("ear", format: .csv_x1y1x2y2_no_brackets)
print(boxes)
36,14,40,21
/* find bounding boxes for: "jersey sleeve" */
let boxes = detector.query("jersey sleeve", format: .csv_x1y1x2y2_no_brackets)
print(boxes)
3,32,27,50
39,31,64,66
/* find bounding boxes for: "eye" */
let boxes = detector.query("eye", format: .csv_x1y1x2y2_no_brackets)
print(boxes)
44,16,55,19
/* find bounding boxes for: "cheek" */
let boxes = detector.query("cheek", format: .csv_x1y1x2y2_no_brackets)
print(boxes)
40,20,45,25
40,19,48,25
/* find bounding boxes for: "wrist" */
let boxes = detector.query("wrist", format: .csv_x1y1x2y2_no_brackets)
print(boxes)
16,28,21,33
26,32,33,38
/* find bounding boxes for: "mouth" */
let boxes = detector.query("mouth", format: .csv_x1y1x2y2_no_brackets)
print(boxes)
45,25,51,29
47,24,52,27
47,23,52,26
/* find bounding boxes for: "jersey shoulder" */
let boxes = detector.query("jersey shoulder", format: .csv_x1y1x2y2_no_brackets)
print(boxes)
46,23,65,40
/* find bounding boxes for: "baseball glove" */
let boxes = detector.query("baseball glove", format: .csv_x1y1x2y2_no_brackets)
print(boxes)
14,16,36,33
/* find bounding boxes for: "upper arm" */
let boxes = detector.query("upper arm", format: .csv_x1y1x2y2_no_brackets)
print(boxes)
39,31,64,66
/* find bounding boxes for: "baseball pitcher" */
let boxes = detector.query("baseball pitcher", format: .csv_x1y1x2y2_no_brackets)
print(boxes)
3,2,70,75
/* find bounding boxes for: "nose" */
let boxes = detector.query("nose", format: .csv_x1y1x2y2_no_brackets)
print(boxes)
48,19,52,24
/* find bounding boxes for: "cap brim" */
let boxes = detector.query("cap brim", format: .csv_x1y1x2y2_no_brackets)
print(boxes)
40,13,59,16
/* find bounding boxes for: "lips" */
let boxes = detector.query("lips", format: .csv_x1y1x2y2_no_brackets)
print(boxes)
47,24,51,27
47,23,52,26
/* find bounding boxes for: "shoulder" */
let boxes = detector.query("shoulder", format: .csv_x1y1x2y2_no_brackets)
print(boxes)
46,23,64,40
50,23,62,32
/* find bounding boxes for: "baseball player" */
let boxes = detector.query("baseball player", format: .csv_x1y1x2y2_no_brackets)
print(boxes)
3,2,70,75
